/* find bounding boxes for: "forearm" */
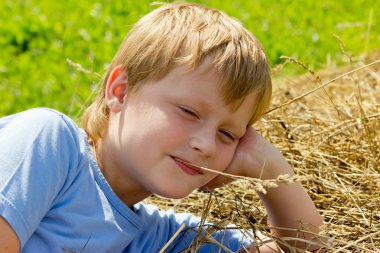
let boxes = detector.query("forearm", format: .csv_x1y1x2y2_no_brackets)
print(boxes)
249,149,324,251
258,181,324,251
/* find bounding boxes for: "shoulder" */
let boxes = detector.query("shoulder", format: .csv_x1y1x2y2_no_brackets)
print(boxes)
0,108,91,191
1,108,81,142
0,108,89,167
0,109,92,248
3,107,78,130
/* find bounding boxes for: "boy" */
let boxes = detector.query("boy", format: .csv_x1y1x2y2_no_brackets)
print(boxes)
0,2,324,252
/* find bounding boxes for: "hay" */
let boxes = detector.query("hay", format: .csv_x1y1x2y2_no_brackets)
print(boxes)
146,56,380,252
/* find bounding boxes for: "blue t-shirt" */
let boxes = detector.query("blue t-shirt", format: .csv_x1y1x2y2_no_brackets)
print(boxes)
0,108,251,252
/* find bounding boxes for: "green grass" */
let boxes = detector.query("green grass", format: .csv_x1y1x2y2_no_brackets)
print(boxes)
0,0,378,117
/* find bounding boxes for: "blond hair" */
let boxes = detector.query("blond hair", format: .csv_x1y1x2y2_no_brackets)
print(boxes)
83,2,272,144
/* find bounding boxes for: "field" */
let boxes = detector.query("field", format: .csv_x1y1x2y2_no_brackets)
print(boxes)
0,0,378,117
1,0,379,252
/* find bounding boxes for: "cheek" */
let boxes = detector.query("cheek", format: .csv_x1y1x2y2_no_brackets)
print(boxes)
131,108,190,148
214,144,237,171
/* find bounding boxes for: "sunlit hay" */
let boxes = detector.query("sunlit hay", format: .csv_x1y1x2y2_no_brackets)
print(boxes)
146,56,380,252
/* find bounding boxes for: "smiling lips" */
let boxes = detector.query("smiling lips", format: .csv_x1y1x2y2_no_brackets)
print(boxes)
172,157,203,175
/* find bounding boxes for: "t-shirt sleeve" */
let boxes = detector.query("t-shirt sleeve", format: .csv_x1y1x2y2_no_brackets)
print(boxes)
129,203,253,253
0,108,82,247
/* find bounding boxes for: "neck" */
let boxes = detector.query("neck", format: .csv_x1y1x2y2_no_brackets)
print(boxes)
92,138,152,207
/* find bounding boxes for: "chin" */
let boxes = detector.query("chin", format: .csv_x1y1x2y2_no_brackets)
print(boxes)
154,187,193,200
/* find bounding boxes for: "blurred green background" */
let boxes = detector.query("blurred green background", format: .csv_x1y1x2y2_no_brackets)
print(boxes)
0,0,378,118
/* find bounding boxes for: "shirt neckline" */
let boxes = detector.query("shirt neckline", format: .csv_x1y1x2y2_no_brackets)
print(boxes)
81,129,143,229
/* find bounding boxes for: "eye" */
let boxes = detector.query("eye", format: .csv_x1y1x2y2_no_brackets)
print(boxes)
179,106,199,119
219,130,237,142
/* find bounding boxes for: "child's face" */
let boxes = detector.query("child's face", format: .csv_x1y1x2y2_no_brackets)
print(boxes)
105,60,257,201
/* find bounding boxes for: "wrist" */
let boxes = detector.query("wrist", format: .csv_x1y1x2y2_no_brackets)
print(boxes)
246,151,294,180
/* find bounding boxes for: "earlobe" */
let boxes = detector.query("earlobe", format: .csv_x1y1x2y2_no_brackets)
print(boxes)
105,65,128,113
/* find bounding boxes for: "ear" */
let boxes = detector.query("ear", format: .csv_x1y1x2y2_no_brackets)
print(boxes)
105,65,128,113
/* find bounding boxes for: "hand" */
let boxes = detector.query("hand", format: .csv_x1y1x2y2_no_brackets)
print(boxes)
200,127,293,190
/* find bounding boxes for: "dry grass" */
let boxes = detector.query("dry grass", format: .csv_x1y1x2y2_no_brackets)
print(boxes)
146,55,380,252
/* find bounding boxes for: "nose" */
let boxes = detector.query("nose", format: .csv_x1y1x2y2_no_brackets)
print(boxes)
188,128,216,158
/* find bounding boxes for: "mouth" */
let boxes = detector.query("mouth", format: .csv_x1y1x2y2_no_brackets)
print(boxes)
172,157,204,175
